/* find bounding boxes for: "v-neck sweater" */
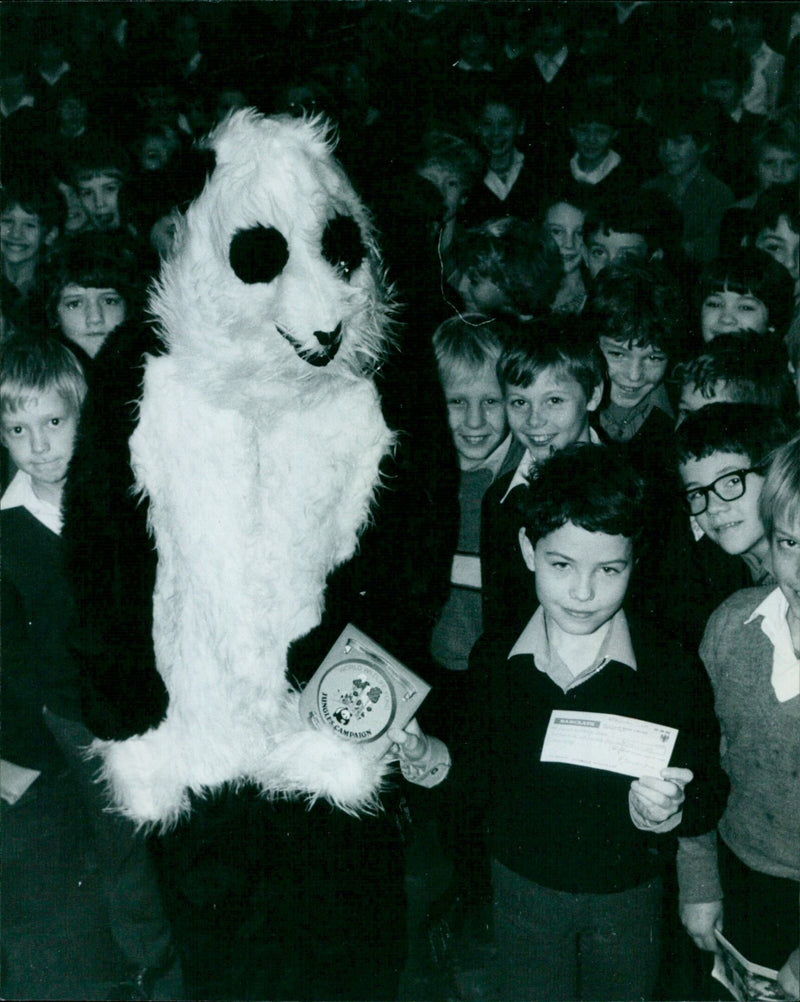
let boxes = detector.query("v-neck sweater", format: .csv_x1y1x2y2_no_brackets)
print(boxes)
467,618,727,893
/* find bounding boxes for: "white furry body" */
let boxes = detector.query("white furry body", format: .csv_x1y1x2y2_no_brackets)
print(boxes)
92,110,395,827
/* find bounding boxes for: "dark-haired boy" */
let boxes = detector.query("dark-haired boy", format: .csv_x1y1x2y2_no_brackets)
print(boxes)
480,314,604,641
68,136,129,233
642,98,734,263
588,259,682,475
467,443,726,1002
584,189,678,279
658,402,791,656
673,337,791,426
462,86,540,228
699,46,763,197
746,184,800,305
1,176,61,330
562,91,639,196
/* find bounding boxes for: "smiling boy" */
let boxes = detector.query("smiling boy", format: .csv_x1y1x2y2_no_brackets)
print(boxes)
431,314,522,672
68,135,129,233
468,443,726,1002
643,98,734,263
1,177,61,331
588,260,682,476
658,402,791,656
480,314,603,641
677,432,800,998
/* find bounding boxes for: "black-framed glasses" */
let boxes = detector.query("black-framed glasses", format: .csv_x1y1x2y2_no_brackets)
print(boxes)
682,468,758,516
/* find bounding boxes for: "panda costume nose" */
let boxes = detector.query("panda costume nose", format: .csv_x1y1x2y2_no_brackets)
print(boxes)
315,323,341,348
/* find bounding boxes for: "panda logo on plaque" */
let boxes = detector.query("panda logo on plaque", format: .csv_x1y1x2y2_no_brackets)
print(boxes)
299,625,431,757
317,660,395,743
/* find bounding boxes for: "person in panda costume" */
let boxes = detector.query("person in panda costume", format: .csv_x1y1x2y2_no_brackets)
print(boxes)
62,109,459,1000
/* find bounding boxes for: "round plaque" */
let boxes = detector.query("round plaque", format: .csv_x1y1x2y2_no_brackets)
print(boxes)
315,658,395,743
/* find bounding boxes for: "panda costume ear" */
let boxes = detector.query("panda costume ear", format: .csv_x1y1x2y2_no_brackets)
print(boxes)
172,146,217,212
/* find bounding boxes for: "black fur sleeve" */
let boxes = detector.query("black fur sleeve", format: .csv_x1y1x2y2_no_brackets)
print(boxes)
61,319,169,741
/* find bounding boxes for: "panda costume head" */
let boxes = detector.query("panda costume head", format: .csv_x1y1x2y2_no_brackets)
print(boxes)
92,110,397,828
154,108,392,391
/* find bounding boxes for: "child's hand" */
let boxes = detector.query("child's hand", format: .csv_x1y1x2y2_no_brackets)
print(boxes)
387,718,451,788
778,946,800,1000
629,767,693,831
680,900,723,952
388,717,429,762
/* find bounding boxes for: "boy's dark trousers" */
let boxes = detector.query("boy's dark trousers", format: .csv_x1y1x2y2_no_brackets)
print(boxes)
42,708,182,998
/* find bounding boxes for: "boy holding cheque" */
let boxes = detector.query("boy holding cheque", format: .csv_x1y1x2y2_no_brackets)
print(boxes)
467,443,727,1001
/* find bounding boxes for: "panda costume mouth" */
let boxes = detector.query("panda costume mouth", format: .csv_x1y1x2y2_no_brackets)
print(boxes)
277,323,342,367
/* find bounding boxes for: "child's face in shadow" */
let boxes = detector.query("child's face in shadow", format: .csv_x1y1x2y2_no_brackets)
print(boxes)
756,145,800,191
544,202,586,275
505,367,601,463
570,122,617,171
676,380,736,426
1,204,47,266
0,388,78,503
456,266,508,314
417,164,466,220
659,135,703,179
76,171,122,231
756,216,800,286
587,229,648,278
442,361,507,469
57,285,126,358
519,519,633,637
477,103,523,162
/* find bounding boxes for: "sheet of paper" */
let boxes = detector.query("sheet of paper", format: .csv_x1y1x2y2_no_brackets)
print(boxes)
540,710,678,778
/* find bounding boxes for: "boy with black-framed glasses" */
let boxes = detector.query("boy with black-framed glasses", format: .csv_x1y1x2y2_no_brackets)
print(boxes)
656,403,791,657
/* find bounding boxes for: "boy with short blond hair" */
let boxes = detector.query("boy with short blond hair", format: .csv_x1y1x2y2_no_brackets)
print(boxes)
428,316,522,953
1,336,86,776
431,314,521,672
0,334,182,998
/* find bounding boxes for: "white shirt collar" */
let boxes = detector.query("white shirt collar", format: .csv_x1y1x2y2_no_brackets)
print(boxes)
745,587,800,702
454,58,493,73
570,149,621,185
534,45,568,82
616,3,648,24
509,606,636,691
39,61,70,86
484,149,525,202
1,470,62,535
1,93,35,117
185,51,203,75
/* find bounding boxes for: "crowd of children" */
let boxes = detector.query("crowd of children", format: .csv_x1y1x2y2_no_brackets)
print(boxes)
2,3,799,1001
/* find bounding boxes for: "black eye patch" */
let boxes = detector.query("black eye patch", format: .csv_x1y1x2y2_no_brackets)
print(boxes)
322,215,365,278
229,226,289,284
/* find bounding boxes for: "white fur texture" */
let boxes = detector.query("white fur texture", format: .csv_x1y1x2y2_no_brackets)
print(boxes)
97,111,395,827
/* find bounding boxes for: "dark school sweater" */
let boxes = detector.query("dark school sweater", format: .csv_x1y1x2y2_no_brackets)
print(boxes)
2,507,82,768
467,617,728,894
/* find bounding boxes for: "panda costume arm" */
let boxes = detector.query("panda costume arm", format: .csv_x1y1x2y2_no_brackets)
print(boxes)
62,318,168,741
